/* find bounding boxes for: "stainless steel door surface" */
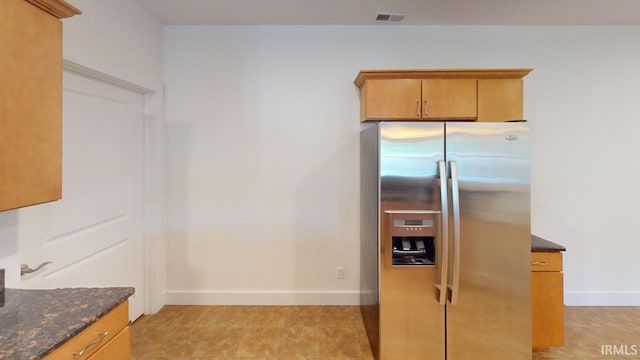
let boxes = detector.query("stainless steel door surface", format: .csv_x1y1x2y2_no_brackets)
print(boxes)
360,123,380,358
445,122,531,360
380,122,445,211
379,122,446,360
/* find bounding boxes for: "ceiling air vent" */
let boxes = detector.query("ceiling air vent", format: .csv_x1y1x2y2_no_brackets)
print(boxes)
376,12,407,23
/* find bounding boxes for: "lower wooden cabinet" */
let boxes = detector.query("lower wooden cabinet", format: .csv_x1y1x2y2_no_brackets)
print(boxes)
44,301,130,360
531,252,565,349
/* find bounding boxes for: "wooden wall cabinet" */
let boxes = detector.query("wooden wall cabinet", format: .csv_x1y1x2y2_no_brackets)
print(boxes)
478,79,524,122
360,78,476,121
354,69,531,123
44,301,130,360
531,251,565,350
0,0,80,212
422,79,477,119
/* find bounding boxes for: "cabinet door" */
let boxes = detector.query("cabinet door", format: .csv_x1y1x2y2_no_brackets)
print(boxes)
532,271,565,349
0,0,62,211
478,79,523,122
531,252,564,350
361,79,421,121
422,79,477,120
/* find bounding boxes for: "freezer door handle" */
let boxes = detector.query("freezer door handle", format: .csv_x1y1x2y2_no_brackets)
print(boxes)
437,160,448,305
450,160,461,305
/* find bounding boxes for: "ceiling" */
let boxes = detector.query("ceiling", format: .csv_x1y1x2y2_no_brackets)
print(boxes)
133,0,640,25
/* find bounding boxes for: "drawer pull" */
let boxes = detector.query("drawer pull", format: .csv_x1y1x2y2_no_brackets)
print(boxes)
73,331,109,357
531,261,548,266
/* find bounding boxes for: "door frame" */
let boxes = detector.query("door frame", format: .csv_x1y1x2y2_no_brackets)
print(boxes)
62,60,165,314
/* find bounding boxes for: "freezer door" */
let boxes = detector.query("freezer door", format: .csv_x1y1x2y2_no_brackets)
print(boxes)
379,122,446,360
380,122,444,211
445,122,531,360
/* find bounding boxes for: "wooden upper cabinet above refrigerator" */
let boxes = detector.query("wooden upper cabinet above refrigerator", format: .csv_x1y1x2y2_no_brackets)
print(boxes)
354,69,532,123
422,79,477,120
477,78,526,122
0,0,80,212
359,78,477,121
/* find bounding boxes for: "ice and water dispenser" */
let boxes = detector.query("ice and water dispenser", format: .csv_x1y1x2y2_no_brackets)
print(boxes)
388,213,437,266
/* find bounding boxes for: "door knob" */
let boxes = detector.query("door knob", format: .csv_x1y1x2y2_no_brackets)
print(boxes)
20,261,52,276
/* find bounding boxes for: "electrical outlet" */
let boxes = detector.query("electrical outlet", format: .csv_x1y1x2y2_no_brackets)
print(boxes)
336,267,345,279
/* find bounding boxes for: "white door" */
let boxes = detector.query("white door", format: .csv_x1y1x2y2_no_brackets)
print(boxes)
20,70,145,321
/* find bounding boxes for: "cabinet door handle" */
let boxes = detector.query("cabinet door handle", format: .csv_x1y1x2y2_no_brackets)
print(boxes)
531,261,548,266
73,331,109,357
424,100,430,116
416,100,421,117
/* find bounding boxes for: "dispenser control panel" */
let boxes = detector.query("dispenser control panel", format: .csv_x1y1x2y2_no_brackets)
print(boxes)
393,218,434,232
388,212,438,266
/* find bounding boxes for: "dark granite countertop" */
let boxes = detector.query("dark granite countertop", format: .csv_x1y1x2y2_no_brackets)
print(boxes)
0,287,134,360
531,234,566,252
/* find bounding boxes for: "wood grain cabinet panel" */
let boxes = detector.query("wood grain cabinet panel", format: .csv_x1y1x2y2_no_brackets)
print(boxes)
422,79,476,120
531,252,565,350
0,0,79,212
360,79,422,121
478,79,524,122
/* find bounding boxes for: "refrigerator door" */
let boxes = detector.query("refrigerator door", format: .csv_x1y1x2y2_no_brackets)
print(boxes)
360,123,380,358
445,122,531,360
379,122,446,360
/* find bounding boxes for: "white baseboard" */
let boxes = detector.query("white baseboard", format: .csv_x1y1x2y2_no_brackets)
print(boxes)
165,290,361,306
565,291,640,306
165,290,640,306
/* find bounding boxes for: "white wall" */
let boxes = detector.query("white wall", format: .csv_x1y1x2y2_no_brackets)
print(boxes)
0,0,165,311
164,25,640,306
63,0,163,91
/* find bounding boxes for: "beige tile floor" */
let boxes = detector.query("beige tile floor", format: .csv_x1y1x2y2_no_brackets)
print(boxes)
533,307,640,360
131,306,640,360
131,305,373,359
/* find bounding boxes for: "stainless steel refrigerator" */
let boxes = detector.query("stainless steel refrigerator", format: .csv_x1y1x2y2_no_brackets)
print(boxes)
360,122,531,360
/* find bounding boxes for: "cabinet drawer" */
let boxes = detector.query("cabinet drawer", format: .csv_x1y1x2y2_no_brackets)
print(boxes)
87,326,130,360
531,252,562,272
44,301,128,360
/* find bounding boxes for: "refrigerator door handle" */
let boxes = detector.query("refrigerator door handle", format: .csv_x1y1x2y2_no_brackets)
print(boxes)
436,160,448,305
449,160,461,305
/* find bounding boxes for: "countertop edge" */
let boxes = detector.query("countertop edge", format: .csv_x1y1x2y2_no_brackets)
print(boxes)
531,234,566,252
